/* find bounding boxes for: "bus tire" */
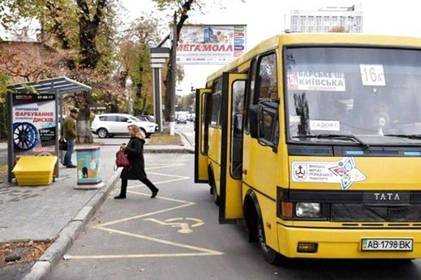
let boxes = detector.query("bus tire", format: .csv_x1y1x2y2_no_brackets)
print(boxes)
213,185,220,205
246,192,283,265
208,166,214,195
208,166,220,205
257,219,282,265
244,196,258,243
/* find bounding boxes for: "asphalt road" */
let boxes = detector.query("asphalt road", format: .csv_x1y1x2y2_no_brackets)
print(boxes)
47,153,421,280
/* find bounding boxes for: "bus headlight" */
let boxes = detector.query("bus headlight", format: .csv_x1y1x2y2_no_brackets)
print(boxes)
295,202,321,218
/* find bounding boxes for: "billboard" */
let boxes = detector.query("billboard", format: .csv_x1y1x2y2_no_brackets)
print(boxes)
177,25,247,65
12,93,57,155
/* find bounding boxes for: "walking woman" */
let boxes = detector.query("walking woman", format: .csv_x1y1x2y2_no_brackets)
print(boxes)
114,124,159,199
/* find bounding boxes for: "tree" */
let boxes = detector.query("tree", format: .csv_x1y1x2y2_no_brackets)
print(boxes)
0,72,10,139
118,15,161,116
178,93,194,111
0,42,67,82
76,0,107,69
1,0,117,144
154,0,195,124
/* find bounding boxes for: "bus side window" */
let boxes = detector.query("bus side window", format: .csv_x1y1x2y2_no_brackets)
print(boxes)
201,94,212,154
255,52,279,147
256,53,278,101
245,59,257,133
210,93,221,127
231,80,246,178
210,78,222,128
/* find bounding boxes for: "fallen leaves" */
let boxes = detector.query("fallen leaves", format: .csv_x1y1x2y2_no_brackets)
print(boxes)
0,240,52,267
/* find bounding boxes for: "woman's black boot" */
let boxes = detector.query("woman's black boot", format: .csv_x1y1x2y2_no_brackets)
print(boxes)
114,181,127,199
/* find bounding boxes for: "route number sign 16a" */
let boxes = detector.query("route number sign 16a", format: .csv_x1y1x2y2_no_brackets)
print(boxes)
360,64,386,86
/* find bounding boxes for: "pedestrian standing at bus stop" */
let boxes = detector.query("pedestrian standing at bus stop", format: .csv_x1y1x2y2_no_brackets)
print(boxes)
114,124,159,199
63,108,78,168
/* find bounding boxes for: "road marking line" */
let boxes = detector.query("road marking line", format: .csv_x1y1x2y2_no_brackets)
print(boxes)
145,163,185,171
147,171,190,179
96,192,194,227
143,217,204,234
64,252,221,260
83,188,224,260
94,226,223,255
128,190,194,204
165,217,204,228
94,203,193,227
128,177,190,188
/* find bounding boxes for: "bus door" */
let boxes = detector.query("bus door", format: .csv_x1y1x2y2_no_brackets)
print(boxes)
219,72,247,223
195,88,212,183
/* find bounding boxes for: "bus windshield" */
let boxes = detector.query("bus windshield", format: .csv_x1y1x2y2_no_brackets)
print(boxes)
285,47,421,145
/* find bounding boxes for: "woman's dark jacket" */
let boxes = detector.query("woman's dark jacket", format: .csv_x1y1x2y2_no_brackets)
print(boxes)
120,137,146,180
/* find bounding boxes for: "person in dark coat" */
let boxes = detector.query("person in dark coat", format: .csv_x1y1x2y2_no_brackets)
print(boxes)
114,124,159,199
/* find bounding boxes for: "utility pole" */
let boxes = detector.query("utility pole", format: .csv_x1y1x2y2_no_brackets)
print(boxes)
169,12,177,136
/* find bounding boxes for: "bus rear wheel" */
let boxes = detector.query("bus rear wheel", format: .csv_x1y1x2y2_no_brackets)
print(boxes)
208,167,220,205
212,185,220,205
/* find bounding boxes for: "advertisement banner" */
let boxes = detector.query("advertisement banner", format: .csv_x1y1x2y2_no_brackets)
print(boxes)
177,24,247,65
12,93,57,155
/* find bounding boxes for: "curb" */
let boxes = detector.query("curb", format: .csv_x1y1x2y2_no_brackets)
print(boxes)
96,143,193,154
22,169,122,280
177,131,194,146
144,148,194,154
176,132,194,154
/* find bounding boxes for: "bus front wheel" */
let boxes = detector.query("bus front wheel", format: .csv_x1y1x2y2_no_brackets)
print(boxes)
257,215,282,265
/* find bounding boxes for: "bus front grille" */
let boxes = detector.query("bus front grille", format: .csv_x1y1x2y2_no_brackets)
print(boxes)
331,204,421,223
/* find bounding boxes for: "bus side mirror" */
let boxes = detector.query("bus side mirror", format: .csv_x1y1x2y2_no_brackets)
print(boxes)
249,104,260,138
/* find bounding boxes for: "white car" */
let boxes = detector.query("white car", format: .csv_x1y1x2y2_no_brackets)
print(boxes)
91,113,158,138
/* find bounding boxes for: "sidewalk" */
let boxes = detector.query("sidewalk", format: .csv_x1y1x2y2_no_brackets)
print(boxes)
94,133,194,154
0,145,120,280
144,131,194,154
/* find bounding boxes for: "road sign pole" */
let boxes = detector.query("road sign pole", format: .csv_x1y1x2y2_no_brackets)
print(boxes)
7,92,14,183
169,12,177,136
150,47,170,133
153,67,162,132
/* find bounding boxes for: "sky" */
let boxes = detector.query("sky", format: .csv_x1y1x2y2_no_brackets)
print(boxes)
120,0,421,95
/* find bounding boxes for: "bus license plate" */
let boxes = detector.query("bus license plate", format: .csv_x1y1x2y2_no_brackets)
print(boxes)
361,239,413,251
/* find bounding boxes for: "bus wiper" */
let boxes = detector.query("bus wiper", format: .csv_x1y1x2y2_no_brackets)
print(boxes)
384,134,421,140
292,134,370,149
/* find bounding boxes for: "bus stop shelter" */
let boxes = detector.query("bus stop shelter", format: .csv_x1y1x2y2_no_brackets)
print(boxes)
7,76,91,183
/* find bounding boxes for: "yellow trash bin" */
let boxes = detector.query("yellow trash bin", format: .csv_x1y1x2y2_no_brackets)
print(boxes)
12,156,58,186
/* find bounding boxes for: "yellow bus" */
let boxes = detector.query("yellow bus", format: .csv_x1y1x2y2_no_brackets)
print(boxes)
195,33,421,263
